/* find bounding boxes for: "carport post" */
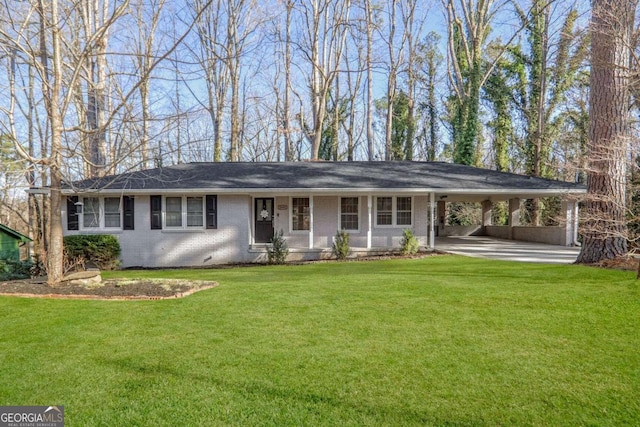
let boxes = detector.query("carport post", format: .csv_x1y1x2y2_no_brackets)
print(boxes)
508,198,520,240
482,200,493,227
562,199,579,246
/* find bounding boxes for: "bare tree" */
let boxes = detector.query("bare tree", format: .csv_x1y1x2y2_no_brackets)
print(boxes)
363,0,377,160
343,21,365,161
132,0,167,169
295,0,351,160
281,0,295,161
76,0,117,178
381,0,406,160
190,0,229,161
0,0,212,284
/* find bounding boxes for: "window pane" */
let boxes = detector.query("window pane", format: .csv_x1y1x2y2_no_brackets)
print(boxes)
397,197,411,211
397,212,412,225
166,197,182,227
397,197,412,225
376,197,392,225
292,198,310,231
187,197,203,227
377,197,392,211
83,197,99,228
341,197,359,230
104,197,121,228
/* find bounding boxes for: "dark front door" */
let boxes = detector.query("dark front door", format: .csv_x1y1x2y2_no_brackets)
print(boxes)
255,198,275,243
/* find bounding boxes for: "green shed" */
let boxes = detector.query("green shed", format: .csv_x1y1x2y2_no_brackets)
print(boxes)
0,224,32,260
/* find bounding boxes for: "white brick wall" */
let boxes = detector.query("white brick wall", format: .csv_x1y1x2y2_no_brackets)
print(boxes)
63,193,433,267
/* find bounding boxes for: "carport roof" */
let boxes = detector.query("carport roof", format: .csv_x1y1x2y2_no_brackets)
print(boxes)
65,161,586,199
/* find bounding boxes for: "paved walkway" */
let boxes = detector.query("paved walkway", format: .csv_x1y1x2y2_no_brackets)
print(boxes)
435,236,580,264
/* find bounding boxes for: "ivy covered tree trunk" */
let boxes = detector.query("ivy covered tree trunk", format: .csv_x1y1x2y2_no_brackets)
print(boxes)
444,0,495,167
484,59,513,172
576,0,634,264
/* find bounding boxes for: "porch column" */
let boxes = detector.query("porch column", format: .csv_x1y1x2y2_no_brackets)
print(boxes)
429,192,436,249
482,200,493,227
437,200,446,231
508,198,520,240
367,195,372,249
562,199,579,246
309,195,314,249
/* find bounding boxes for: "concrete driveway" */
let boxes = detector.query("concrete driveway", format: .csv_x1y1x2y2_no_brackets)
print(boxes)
435,236,580,264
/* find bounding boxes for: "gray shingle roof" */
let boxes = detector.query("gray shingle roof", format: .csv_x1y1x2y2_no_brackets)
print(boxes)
67,161,585,196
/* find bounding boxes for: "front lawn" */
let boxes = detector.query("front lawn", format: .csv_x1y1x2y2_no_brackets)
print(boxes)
0,256,638,426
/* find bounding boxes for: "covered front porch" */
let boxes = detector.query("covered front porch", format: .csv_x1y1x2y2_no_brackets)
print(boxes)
250,189,581,262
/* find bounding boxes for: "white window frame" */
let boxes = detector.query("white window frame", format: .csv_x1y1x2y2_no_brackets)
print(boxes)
396,196,413,227
81,196,123,230
290,197,310,233
339,197,360,232
374,196,413,228
163,196,206,230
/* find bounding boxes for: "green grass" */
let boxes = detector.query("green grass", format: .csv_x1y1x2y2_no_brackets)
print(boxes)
1,255,639,426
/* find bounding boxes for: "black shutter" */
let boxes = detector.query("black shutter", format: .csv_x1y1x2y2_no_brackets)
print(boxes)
206,195,217,229
66,196,79,230
150,195,162,229
123,196,135,230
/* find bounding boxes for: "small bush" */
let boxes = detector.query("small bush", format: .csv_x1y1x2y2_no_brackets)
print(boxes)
332,229,351,260
400,229,420,255
267,230,289,264
0,258,36,281
63,234,121,270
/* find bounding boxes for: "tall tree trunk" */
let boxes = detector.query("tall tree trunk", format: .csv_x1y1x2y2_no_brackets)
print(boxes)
81,0,108,178
364,0,374,161
283,0,293,161
576,0,635,264
227,0,240,161
384,0,398,161
523,0,549,226
41,0,64,285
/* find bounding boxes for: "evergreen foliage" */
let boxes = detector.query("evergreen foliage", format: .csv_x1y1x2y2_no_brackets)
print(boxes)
0,258,36,281
267,230,289,264
332,229,351,260
63,235,121,270
400,229,419,255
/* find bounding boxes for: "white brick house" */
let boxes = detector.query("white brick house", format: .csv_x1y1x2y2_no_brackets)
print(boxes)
62,161,586,268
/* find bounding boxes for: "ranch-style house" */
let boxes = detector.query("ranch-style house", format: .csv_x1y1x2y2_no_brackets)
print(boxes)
61,161,586,268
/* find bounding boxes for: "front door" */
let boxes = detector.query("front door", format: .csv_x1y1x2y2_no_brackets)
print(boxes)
255,198,275,243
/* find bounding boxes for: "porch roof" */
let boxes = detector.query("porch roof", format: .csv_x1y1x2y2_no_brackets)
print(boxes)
65,161,585,201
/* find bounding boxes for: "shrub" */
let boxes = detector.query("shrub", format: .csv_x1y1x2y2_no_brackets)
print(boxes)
30,254,46,278
267,230,289,264
400,228,420,255
0,258,35,281
63,234,121,270
332,229,351,260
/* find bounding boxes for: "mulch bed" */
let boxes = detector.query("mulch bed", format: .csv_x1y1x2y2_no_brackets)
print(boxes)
0,278,218,300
